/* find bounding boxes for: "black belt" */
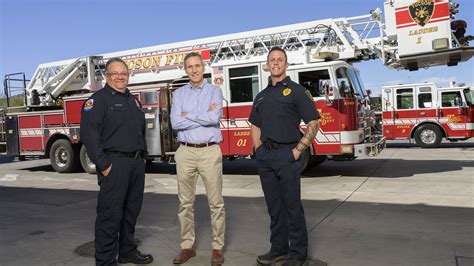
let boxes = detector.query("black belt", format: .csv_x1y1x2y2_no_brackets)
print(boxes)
105,150,144,159
262,141,297,150
180,142,217,148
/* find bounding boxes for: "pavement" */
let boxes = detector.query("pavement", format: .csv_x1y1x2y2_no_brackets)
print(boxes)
0,140,473,266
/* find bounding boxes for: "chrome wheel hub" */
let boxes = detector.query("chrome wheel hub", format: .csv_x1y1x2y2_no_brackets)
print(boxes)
420,129,436,144
54,147,68,167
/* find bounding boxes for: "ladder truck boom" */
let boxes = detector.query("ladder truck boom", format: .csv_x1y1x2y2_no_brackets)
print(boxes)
25,56,104,107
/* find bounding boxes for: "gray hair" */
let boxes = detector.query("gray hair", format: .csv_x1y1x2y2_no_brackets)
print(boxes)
105,57,128,72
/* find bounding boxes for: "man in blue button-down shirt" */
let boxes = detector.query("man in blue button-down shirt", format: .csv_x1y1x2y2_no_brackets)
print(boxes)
170,52,225,265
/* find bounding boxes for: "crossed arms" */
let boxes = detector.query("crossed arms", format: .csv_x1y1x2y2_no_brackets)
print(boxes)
170,88,223,130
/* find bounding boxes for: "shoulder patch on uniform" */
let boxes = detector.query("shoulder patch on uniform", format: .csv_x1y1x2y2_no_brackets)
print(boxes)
305,90,313,100
282,87,292,96
83,98,94,111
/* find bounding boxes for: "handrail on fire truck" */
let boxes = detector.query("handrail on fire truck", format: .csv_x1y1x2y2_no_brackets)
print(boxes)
207,9,386,66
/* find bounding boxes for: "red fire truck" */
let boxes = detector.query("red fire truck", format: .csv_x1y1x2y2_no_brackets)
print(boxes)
2,0,473,173
380,82,474,147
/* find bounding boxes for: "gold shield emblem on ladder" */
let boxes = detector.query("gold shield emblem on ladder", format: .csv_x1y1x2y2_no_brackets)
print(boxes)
409,0,435,27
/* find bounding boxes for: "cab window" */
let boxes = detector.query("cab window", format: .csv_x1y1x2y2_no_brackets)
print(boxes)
441,91,462,107
336,67,354,97
228,66,259,103
298,69,330,97
463,89,473,106
346,68,366,100
418,93,432,108
396,88,414,110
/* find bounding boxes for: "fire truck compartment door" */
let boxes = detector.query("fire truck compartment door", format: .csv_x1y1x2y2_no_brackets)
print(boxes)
5,116,20,156
160,87,179,154
415,84,437,126
144,107,161,156
393,87,416,139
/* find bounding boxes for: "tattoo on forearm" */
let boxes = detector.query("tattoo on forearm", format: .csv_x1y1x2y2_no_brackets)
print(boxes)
296,120,319,152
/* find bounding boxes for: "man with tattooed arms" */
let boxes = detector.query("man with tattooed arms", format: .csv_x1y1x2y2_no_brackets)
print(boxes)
249,47,320,266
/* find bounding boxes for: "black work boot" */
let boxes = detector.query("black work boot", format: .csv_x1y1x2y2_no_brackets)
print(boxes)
257,250,289,265
118,250,154,264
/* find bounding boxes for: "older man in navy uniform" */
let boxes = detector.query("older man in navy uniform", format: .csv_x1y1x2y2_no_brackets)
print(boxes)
249,47,320,266
80,57,153,265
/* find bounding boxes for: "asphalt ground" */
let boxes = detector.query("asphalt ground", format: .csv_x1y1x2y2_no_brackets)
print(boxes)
0,140,473,266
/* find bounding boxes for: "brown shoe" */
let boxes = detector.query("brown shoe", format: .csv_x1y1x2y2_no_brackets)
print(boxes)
211,249,225,265
173,248,196,264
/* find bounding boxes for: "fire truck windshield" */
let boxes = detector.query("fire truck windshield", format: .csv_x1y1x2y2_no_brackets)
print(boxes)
336,67,366,100
350,69,367,99
463,89,474,106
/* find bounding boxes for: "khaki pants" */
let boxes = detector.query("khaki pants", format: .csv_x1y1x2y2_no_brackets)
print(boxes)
175,144,225,250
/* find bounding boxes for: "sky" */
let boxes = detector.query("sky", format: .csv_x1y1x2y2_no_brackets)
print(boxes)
1,0,473,97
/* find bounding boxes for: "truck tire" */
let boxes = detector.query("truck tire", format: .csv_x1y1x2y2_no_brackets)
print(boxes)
80,145,96,174
49,139,80,173
414,124,442,148
310,155,327,167
301,148,311,172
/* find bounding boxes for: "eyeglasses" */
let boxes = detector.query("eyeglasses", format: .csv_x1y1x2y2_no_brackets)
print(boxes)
106,72,129,77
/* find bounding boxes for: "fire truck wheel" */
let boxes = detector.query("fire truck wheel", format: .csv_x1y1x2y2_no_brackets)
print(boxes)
49,139,80,173
310,155,327,167
414,124,442,148
80,145,96,174
301,148,311,172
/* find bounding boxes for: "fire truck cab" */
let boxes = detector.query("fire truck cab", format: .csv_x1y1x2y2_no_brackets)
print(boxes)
381,82,474,147
214,59,382,155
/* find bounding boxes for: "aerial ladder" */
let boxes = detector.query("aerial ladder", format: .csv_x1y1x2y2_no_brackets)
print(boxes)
20,0,473,108
24,56,104,108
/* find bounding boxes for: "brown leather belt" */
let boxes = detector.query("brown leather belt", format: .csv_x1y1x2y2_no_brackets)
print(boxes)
180,142,217,148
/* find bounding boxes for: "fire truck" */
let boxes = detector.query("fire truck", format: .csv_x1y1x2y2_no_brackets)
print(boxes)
2,0,473,173
380,81,473,147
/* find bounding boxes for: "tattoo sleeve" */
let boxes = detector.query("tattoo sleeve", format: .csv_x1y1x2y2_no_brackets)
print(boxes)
296,120,320,152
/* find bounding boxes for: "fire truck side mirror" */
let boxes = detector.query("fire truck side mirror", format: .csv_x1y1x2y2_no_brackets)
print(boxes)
321,82,332,106
325,94,333,106
455,96,463,107
455,96,466,114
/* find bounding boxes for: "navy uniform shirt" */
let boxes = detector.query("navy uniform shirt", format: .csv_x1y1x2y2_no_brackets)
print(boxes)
249,76,320,144
80,84,147,171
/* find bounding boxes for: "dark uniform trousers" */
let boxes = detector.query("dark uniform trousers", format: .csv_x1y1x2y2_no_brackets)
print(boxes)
256,143,308,261
95,154,145,266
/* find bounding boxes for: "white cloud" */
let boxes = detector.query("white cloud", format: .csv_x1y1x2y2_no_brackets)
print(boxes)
420,76,457,86
381,80,406,86
378,77,469,88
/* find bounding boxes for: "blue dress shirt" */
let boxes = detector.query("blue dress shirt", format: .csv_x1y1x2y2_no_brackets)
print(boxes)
170,80,223,144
